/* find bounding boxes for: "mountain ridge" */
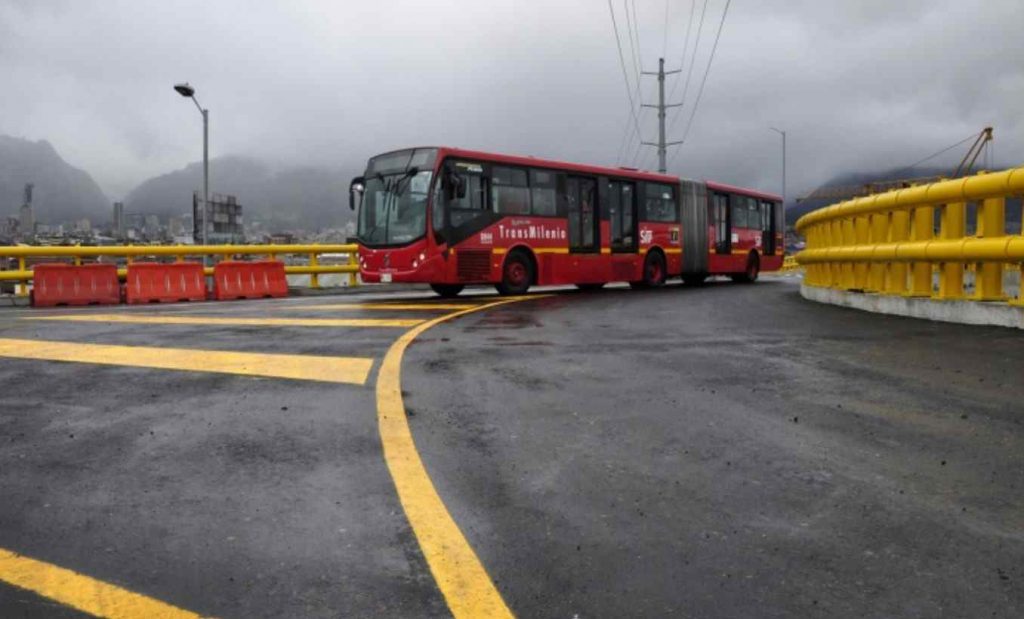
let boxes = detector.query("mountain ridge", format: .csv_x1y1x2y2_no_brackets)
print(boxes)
0,135,110,223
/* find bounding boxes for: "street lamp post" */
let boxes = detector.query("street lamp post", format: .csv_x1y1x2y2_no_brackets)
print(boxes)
769,127,786,209
174,83,209,250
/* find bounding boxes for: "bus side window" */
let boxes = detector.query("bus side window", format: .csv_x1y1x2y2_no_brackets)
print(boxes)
491,166,530,215
731,194,748,229
747,198,761,232
530,169,558,216
644,183,678,222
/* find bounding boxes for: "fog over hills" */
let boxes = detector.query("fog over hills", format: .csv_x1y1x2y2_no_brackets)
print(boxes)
0,135,109,223
124,155,356,231
787,164,1022,228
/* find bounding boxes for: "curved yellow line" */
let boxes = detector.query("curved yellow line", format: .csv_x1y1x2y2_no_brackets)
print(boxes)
376,297,538,618
0,547,203,619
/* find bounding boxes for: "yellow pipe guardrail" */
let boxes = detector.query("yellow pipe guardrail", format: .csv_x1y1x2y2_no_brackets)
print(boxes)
0,243,360,296
795,167,1024,304
780,255,801,272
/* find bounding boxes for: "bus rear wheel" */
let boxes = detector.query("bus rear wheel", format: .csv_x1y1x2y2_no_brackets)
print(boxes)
732,254,760,283
496,250,533,295
630,251,667,289
430,284,464,298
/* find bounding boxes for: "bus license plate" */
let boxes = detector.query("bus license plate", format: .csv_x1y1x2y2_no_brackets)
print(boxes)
381,273,392,283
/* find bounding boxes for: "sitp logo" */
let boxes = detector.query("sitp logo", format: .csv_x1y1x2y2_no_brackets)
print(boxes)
640,229,653,244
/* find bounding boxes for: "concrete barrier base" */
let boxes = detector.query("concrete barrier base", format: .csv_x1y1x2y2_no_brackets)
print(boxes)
801,284,1024,330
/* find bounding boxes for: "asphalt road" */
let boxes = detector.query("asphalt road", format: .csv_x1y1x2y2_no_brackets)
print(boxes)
0,278,1021,618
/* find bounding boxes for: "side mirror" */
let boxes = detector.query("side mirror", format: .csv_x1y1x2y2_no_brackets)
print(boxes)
349,176,365,211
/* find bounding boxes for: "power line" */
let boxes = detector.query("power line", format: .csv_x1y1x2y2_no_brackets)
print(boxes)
607,0,644,156
662,0,670,59
624,0,643,93
665,0,696,107
669,0,731,166
625,0,649,165
667,0,705,106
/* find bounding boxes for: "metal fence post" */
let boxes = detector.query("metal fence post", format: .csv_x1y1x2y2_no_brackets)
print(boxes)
974,196,1006,301
886,210,909,295
908,206,934,297
840,218,856,290
309,253,320,289
867,213,888,292
16,256,28,297
936,202,966,299
853,216,870,290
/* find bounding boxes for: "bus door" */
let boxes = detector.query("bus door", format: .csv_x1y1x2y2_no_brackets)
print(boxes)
712,192,730,255
567,176,601,281
567,176,599,253
760,200,776,255
606,179,638,281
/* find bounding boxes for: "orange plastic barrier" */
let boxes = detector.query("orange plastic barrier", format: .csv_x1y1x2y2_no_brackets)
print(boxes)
31,263,121,307
125,262,207,304
213,260,288,300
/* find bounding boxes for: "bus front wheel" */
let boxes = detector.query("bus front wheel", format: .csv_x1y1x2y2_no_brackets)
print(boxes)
430,283,464,298
496,251,533,295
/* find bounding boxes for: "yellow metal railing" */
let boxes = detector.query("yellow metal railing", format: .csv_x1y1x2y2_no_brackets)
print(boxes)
0,244,360,297
795,167,1024,305
781,255,801,272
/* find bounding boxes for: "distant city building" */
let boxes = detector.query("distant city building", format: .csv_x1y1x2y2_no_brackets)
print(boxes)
144,215,161,238
19,204,34,237
168,217,185,237
112,202,125,238
0,216,19,238
19,183,35,239
195,192,244,244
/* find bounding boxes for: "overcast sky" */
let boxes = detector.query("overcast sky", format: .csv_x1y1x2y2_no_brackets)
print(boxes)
2,0,1022,201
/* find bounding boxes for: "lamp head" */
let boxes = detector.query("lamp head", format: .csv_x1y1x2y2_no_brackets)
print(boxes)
173,83,195,98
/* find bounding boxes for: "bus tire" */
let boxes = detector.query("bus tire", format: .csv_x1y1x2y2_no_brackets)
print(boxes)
637,250,667,288
496,250,533,295
732,253,760,283
430,284,464,298
576,283,605,291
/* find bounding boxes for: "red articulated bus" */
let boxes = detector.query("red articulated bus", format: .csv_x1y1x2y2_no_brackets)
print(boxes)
349,147,783,297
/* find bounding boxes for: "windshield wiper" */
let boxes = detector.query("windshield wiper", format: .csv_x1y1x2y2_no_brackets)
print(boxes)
392,166,419,197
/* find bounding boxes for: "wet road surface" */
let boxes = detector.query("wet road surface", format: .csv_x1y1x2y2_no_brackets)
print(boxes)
1,279,1022,617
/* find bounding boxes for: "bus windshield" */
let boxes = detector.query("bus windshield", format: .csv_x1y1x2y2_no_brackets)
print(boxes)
357,148,437,246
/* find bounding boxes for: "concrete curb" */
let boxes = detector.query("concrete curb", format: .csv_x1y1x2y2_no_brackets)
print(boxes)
801,284,1024,330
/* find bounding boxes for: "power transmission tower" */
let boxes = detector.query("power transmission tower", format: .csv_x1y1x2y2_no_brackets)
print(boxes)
641,57,683,173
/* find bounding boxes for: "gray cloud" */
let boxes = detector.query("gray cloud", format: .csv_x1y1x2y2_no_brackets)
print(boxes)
1,0,1021,201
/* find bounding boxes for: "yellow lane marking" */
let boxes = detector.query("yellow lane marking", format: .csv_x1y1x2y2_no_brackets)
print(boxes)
378,297,540,618
292,303,480,311
0,547,203,619
25,315,423,328
0,338,372,385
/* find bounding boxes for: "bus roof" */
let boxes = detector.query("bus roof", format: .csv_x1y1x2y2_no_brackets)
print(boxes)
436,146,680,184
373,146,780,199
705,180,783,202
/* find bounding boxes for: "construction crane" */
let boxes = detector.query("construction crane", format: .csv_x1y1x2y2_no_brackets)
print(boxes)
796,127,994,203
